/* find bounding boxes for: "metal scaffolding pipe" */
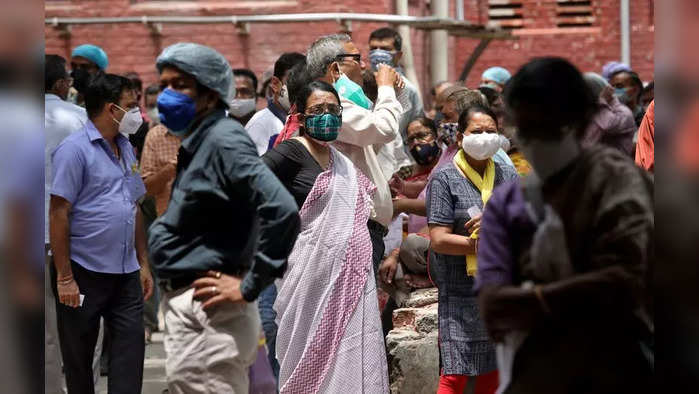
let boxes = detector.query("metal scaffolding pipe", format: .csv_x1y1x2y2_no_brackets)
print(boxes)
430,0,449,84
46,13,472,26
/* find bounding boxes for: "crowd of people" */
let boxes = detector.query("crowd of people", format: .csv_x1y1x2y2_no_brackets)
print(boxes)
45,26,654,394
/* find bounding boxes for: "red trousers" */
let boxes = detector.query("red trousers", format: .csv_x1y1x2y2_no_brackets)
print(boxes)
437,370,499,394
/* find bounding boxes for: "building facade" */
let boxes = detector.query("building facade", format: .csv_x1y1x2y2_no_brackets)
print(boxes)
45,0,654,108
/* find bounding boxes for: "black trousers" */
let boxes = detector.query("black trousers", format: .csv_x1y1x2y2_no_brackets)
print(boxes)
51,261,144,394
368,220,387,278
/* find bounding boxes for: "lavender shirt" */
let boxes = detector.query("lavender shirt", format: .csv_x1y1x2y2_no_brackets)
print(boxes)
51,121,146,274
474,180,535,291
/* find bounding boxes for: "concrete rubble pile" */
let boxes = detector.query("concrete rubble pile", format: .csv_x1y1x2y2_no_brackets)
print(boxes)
386,287,440,394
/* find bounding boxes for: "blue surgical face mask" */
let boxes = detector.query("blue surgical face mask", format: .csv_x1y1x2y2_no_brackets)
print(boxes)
369,49,395,71
613,87,630,105
157,88,197,137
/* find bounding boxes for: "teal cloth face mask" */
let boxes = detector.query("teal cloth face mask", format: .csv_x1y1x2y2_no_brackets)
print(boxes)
305,113,342,142
333,74,371,110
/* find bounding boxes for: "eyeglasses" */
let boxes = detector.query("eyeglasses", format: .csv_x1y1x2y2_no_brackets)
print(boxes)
305,103,343,117
335,54,362,65
407,130,434,144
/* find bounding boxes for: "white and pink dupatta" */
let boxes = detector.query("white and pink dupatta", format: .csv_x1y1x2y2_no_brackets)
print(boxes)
274,146,389,394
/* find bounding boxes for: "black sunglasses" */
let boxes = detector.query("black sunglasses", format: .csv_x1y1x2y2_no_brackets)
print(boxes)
335,54,362,64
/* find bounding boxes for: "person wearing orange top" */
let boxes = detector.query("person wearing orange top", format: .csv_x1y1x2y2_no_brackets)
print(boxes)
635,100,655,172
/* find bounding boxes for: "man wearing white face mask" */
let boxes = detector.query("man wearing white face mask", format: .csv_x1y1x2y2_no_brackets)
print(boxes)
49,73,154,394
246,52,306,155
230,68,259,126
476,57,653,394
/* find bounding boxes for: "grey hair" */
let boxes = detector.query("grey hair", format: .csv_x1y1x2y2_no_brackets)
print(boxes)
306,34,352,81
583,72,609,99
451,89,489,114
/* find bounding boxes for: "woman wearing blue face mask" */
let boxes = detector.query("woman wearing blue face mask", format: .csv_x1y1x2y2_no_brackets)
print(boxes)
264,80,390,393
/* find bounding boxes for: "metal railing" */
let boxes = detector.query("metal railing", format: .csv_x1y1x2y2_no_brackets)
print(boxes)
44,12,510,38
46,13,469,26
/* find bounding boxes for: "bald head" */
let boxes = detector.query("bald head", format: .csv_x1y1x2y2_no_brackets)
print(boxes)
440,87,489,124
434,82,459,114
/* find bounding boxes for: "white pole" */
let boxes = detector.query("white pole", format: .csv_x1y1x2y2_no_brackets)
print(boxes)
396,0,422,101
620,0,631,66
431,0,449,84
456,0,464,21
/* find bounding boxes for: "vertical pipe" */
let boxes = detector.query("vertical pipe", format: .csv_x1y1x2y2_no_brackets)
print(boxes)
456,0,464,21
431,0,449,85
396,0,422,101
620,0,631,66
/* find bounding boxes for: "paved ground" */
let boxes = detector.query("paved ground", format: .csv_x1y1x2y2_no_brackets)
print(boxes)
96,332,168,394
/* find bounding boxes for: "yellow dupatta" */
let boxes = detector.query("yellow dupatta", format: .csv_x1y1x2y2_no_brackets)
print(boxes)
453,149,495,276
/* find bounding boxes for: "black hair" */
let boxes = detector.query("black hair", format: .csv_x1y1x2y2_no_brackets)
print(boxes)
274,52,306,80
123,71,143,93
369,27,402,51
286,61,310,109
85,73,134,119
145,84,160,96
458,104,499,133
260,78,273,98
233,68,258,92
45,54,67,92
294,80,341,115
504,57,595,140
610,70,644,101
478,86,501,108
410,117,438,138
430,80,451,96
643,80,654,94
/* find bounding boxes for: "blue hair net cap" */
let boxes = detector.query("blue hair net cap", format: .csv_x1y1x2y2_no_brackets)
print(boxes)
156,43,234,107
71,44,109,70
481,66,511,85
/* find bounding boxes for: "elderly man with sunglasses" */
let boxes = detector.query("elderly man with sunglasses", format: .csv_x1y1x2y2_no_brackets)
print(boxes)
306,33,404,278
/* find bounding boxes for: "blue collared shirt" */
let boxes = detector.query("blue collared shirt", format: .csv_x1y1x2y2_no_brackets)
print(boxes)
51,120,146,274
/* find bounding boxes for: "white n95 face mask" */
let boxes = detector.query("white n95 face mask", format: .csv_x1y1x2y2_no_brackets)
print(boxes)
461,133,502,160
499,134,511,152
114,106,143,135
229,98,256,118
278,85,291,112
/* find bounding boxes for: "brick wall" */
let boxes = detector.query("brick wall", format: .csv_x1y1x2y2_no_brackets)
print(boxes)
45,0,654,108
456,0,655,92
